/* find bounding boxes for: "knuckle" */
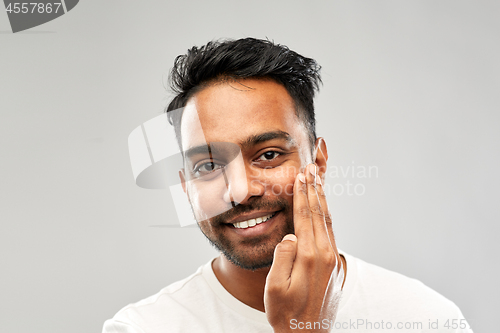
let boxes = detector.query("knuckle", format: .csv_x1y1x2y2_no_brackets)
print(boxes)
318,189,327,199
295,207,311,218
324,214,334,231
301,249,317,263
322,251,337,267
298,186,308,195
276,242,296,255
265,284,282,297
309,205,324,217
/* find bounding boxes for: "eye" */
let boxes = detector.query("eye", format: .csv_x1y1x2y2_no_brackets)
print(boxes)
193,161,224,177
256,151,281,161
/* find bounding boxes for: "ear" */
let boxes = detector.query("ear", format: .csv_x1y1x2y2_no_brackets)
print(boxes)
179,169,188,194
314,137,328,182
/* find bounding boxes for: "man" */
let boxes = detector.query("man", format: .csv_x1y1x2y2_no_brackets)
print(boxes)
104,38,472,332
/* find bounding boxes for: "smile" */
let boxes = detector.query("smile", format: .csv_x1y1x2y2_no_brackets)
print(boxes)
232,212,277,229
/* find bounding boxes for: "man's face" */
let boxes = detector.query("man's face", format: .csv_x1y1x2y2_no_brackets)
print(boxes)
180,78,316,270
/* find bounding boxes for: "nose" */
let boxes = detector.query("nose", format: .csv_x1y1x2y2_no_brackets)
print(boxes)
222,158,265,206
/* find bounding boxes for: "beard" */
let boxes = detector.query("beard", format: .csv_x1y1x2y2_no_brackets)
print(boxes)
196,196,294,271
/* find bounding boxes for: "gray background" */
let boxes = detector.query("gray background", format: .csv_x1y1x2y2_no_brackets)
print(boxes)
1,1,498,332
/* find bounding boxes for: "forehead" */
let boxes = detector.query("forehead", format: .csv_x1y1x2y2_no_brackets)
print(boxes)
180,78,308,149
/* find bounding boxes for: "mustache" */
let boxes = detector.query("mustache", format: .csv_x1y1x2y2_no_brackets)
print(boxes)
211,197,290,225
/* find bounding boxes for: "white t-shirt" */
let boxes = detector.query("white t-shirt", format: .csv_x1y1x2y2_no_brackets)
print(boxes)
103,251,473,332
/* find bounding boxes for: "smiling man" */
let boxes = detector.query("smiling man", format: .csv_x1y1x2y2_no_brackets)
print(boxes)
180,78,323,271
103,38,472,333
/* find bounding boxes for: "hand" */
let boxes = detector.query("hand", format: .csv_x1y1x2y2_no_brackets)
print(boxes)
264,163,344,333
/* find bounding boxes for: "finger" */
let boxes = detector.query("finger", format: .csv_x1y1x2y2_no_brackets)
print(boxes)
305,164,331,250
315,169,342,272
266,234,298,291
292,172,314,247
315,169,339,252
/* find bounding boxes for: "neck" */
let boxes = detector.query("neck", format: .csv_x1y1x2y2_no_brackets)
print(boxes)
212,254,348,313
212,255,269,312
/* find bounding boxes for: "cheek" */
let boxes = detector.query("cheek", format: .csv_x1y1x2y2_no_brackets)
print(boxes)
273,178,296,197
259,166,298,197
269,182,295,197
186,181,226,220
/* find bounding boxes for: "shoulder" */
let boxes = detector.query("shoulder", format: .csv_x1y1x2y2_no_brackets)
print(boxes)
354,254,454,306
102,263,212,333
339,253,471,331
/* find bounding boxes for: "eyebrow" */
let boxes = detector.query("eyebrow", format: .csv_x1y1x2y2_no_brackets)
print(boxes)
184,145,215,161
183,130,295,161
239,130,295,149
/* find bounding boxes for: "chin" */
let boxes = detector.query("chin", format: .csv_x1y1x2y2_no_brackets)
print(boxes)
223,249,275,271
204,233,279,271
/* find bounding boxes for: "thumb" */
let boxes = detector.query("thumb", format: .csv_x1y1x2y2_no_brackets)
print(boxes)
266,234,298,290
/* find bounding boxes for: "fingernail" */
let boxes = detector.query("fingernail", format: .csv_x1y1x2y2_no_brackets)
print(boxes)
316,175,322,185
298,173,306,183
309,164,316,177
282,234,297,242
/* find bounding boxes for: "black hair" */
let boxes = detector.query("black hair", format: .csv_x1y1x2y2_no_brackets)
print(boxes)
165,37,322,149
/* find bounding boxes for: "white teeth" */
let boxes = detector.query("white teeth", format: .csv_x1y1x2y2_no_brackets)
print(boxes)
233,213,274,229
